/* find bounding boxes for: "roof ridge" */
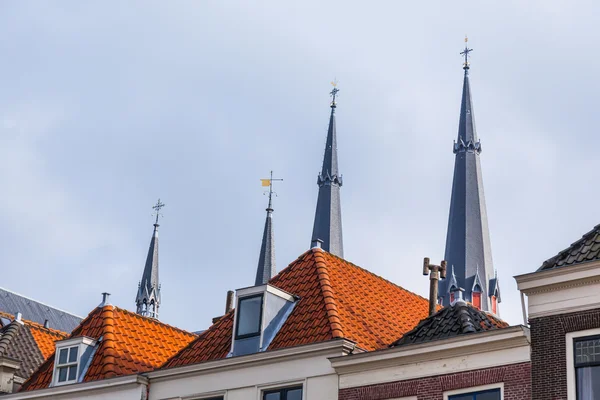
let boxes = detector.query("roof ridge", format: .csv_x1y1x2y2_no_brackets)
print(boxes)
99,305,117,379
112,306,196,338
0,310,68,337
0,287,83,319
321,250,431,304
311,249,343,339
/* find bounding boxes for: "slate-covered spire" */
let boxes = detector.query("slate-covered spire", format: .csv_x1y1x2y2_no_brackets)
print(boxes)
311,84,344,257
440,39,498,314
255,172,281,285
135,199,164,319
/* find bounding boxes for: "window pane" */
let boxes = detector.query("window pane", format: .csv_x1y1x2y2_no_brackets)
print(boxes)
58,348,68,364
287,388,303,400
237,296,262,337
68,365,77,381
449,395,472,400
576,338,600,366
58,367,67,382
68,346,78,363
264,393,280,400
476,389,501,400
577,365,600,400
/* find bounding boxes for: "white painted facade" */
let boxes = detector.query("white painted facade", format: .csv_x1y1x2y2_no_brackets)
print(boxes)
330,327,530,390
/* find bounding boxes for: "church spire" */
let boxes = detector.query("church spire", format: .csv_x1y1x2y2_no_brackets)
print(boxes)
135,199,164,319
440,38,498,314
311,83,344,257
255,172,282,285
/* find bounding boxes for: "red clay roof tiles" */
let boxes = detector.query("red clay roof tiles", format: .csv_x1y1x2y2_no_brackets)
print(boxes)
164,248,433,368
21,306,196,391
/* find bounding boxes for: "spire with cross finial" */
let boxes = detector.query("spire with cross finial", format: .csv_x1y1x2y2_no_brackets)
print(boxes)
135,199,164,319
311,82,344,257
461,36,473,70
440,38,498,314
255,172,283,285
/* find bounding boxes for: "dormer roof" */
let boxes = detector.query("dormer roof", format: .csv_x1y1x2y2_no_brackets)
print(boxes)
163,248,432,369
20,305,196,391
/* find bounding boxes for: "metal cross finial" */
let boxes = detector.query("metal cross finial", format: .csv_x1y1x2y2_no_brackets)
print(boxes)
152,199,165,225
460,36,473,70
330,80,339,108
262,171,283,211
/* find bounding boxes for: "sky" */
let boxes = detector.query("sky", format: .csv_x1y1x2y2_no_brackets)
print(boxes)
1,1,599,332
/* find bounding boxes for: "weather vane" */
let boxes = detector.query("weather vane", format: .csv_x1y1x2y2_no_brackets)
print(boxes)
330,80,339,107
152,199,165,225
261,171,283,210
460,36,473,69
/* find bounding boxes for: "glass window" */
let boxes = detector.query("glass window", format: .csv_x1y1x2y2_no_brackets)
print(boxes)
263,386,303,400
575,336,600,400
448,388,500,400
236,295,263,338
55,345,79,384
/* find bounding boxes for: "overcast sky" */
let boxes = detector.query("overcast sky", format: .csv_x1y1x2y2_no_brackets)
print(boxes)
1,1,599,331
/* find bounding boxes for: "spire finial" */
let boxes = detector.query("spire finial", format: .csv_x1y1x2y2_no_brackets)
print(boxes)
261,171,283,211
330,80,339,109
152,199,165,225
460,36,473,70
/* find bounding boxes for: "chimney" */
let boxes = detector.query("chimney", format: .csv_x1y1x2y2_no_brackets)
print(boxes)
43,320,49,329
100,292,111,307
14,312,22,322
423,257,447,316
311,238,323,249
225,290,234,314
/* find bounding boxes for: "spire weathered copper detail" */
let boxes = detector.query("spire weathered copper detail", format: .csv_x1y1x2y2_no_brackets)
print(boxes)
311,84,344,257
135,199,163,319
440,40,498,314
255,172,282,285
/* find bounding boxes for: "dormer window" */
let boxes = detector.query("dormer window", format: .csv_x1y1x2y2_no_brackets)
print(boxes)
472,285,482,309
236,294,263,339
56,346,78,383
231,284,296,357
52,337,96,386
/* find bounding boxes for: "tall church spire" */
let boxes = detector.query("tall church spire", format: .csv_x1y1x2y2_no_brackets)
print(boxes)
255,172,282,285
311,83,344,257
440,39,499,314
135,199,164,319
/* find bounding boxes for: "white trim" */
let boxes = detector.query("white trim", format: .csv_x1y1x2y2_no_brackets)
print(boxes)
443,382,503,399
515,261,600,293
181,390,227,400
565,327,600,400
149,339,354,381
2,374,148,399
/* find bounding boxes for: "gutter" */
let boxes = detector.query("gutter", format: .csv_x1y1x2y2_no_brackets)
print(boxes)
3,375,148,399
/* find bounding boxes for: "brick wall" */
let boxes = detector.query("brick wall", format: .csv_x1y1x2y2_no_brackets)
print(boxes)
338,362,531,400
530,308,600,400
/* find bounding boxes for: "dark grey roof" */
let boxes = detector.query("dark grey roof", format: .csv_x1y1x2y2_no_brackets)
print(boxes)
0,288,81,333
255,196,276,286
539,223,600,271
439,62,497,313
0,319,45,380
311,98,344,257
135,224,161,318
391,301,509,347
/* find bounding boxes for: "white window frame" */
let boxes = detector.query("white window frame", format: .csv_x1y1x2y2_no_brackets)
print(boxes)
566,327,600,400
443,382,504,400
256,379,305,400
51,336,96,387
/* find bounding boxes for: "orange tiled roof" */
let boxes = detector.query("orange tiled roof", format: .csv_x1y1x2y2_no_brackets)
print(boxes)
21,306,196,391
164,248,433,368
0,311,68,360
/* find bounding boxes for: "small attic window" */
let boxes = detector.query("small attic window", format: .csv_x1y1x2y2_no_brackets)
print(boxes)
56,346,78,383
235,294,263,339
52,337,96,387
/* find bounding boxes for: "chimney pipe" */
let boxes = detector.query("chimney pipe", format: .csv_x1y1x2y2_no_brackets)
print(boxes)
423,257,447,316
311,238,323,249
225,290,234,314
100,292,111,307
43,319,49,329
15,312,22,322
